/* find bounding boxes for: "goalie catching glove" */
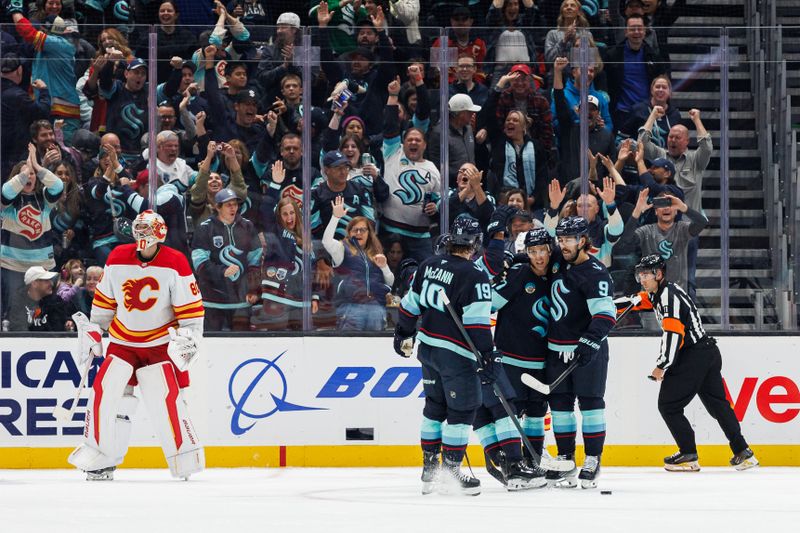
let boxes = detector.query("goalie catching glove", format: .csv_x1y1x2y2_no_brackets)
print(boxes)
167,327,200,371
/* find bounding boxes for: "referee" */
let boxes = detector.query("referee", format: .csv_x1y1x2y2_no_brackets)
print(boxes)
632,255,758,472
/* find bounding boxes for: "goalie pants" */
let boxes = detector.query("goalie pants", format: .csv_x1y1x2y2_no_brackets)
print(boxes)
658,337,749,456
107,342,190,388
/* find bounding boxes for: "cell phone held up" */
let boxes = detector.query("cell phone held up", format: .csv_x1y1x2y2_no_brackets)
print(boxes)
652,197,672,208
423,192,432,211
332,88,353,110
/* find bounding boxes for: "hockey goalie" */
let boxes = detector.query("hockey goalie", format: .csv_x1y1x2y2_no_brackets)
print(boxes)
68,210,205,480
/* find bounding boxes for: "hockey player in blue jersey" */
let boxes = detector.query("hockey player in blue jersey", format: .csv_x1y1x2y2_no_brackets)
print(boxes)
489,229,554,474
545,216,617,489
394,216,494,496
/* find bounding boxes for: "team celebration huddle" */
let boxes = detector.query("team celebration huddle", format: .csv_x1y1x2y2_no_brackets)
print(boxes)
393,211,759,495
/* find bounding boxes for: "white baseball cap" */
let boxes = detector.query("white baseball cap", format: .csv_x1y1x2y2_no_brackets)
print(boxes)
585,95,600,108
277,12,301,29
448,93,481,113
24,266,59,285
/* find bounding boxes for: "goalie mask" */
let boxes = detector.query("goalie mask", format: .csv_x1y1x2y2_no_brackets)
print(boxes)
132,210,167,251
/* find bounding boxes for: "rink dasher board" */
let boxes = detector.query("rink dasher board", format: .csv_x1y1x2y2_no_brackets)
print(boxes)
0,336,797,468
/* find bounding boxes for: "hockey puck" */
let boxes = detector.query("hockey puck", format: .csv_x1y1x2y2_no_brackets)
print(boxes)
600,490,613,495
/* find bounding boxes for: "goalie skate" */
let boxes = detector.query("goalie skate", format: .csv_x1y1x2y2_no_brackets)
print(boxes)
86,466,115,481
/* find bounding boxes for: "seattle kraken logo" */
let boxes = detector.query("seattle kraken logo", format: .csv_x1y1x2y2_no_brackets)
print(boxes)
120,103,145,139
531,296,550,337
228,352,325,435
550,280,570,321
220,244,244,282
393,169,429,205
658,240,674,260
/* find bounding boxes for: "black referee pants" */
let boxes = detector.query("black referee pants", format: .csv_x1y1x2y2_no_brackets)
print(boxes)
657,338,749,456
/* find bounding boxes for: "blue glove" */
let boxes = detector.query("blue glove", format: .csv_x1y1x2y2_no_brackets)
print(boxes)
486,205,516,238
575,337,601,367
5,0,24,15
393,331,415,358
478,350,502,384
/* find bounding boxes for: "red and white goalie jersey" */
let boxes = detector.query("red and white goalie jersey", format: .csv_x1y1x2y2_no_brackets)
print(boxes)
91,244,204,347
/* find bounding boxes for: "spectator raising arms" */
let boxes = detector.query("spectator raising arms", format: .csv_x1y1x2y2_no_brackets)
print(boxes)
323,195,393,331
1,144,64,328
253,160,317,331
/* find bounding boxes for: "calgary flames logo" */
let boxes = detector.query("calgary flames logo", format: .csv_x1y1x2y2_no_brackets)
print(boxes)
122,277,160,312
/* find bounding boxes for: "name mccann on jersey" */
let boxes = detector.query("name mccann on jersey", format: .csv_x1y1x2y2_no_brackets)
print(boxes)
423,266,454,285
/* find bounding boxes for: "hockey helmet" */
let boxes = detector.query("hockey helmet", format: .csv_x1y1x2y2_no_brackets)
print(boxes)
524,228,552,248
132,210,168,251
433,233,451,255
449,214,483,248
634,253,666,281
555,216,589,237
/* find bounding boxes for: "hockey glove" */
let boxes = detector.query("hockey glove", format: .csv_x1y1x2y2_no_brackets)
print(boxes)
73,312,103,367
575,337,601,367
167,327,200,371
486,205,516,238
478,350,502,385
393,332,415,358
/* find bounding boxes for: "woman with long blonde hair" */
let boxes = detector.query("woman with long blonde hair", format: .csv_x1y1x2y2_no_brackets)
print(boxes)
323,196,394,331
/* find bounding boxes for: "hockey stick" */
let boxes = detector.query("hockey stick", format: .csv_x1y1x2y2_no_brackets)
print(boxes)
54,312,100,423
53,355,94,422
521,297,640,395
439,290,574,472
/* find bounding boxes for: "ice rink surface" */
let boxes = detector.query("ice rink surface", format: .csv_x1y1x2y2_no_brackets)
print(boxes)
2,467,796,533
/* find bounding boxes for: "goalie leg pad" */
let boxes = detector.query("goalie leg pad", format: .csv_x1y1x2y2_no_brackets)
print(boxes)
68,355,134,472
137,362,204,479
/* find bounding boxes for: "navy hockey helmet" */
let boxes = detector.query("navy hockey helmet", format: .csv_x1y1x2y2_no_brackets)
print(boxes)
449,214,483,248
555,216,589,237
523,228,552,248
433,233,451,255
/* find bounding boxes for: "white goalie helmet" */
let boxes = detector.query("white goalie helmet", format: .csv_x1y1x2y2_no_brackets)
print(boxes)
132,210,168,251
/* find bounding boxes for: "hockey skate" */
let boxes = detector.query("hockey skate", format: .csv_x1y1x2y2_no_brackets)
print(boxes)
421,451,441,495
484,449,507,487
538,447,576,472
578,455,601,489
545,453,578,488
664,451,700,472
730,448,759,471
505,459,547,491
439,455,481,496
86,466,116,481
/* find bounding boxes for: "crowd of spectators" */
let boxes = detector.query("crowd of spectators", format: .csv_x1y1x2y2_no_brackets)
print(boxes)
0,0,713,333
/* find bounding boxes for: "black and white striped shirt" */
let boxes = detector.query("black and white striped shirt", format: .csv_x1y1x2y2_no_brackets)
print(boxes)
649,282,706,369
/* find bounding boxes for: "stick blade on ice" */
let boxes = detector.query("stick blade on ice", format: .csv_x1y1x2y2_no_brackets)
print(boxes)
521,372,550,395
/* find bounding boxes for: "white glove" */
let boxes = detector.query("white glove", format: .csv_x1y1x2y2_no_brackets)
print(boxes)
73,312,103,367
613,293,643,306
559,351,575,364
167,326,199,371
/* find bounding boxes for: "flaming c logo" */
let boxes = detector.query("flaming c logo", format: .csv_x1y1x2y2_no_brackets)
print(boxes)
122,277,160,312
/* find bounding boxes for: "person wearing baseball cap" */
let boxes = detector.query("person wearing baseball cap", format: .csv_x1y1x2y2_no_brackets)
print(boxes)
633,154,684,221
430,94,480,187
191,185,260,331
24,266,72,332
310,150,373,242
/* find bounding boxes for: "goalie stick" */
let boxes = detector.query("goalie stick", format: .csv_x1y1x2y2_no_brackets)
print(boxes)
439,290,575,473
53,312,100,423
521,295,640,395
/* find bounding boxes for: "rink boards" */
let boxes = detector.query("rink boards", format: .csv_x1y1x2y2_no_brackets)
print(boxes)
0,336,798,468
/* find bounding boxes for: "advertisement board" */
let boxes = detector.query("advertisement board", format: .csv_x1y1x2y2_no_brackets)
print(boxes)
0,336,797,467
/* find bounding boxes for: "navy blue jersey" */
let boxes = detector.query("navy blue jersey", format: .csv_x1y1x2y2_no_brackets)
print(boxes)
492,264,551,369
399,254,493,361
547,249,616,352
